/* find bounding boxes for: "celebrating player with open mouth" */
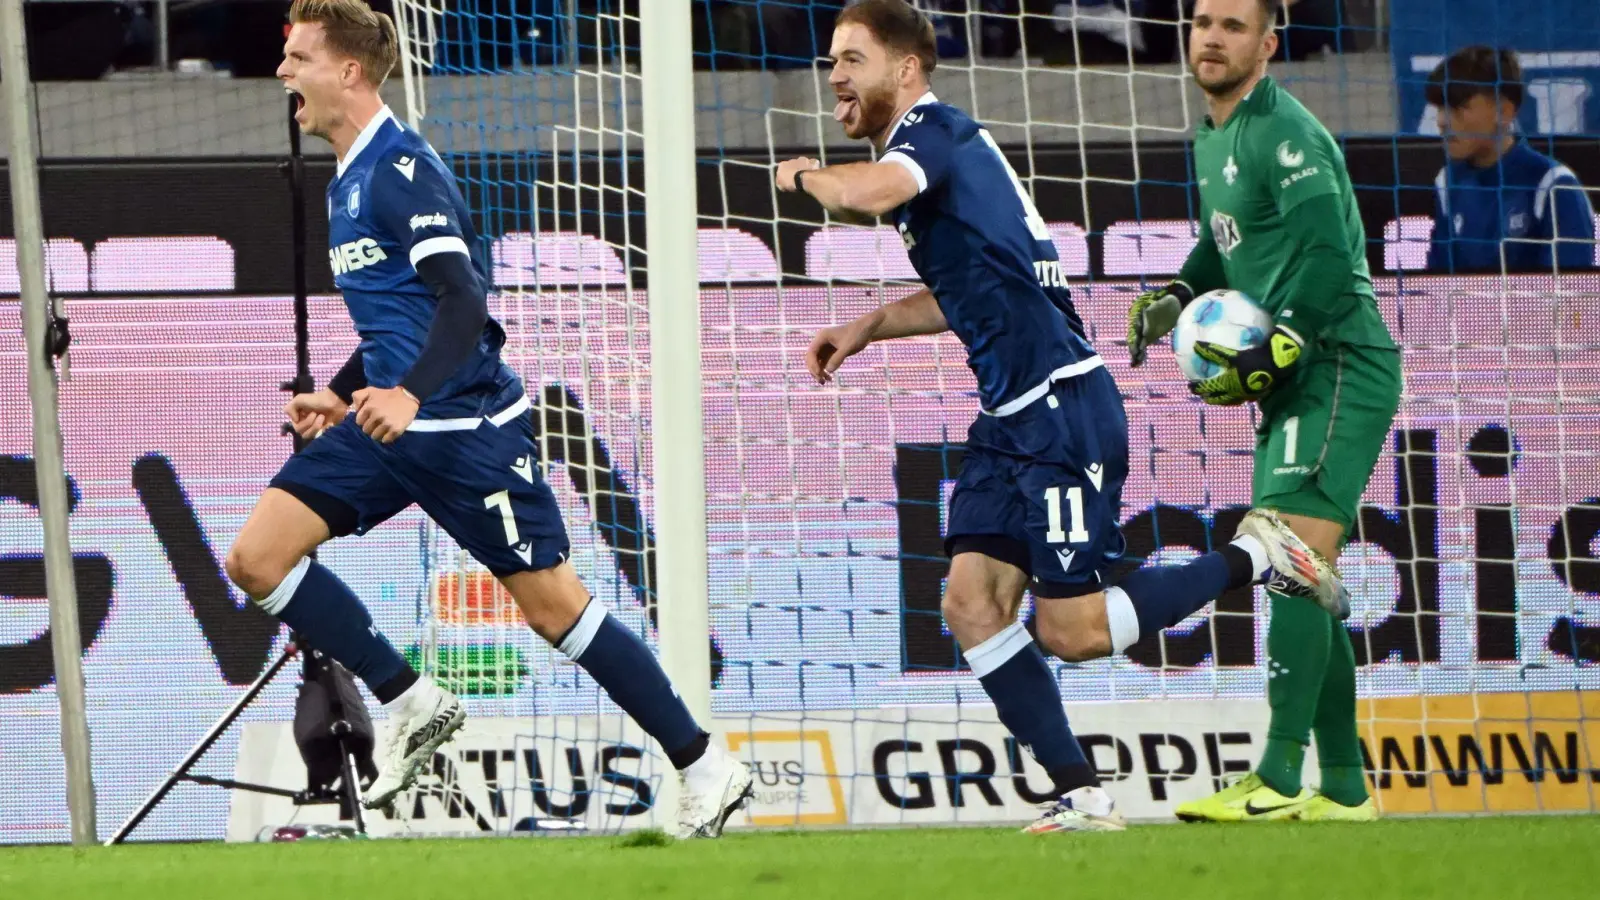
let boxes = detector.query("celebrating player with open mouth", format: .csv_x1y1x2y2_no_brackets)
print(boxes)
1128,0,1402,822
780,0,1346,833
230,0,752,836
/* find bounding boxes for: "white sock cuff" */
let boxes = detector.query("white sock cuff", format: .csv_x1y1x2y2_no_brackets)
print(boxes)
382,675,435,715
1231,534,1271,582
257,556,310,616
1104,586,1140,654
558,599,608,660
963,621,1032,678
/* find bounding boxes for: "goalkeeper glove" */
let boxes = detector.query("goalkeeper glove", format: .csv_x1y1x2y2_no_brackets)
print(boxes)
1189,324,1306,406
1126,281,1195,368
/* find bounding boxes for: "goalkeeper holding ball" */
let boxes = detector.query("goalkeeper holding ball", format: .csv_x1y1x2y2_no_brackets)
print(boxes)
1128,0,1400,822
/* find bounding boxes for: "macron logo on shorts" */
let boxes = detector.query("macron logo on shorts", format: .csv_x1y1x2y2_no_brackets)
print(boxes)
1086,462,1104,491
511,456,534,484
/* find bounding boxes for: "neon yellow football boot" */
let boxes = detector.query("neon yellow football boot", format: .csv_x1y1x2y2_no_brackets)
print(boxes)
1295,794,1378,822
1174,773,1314,822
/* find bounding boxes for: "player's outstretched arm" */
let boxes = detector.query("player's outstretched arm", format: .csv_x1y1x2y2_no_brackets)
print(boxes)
807,287,946,384
775,158,919,219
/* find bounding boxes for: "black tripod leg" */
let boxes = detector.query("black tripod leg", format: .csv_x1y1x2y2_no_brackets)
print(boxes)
106,640,298,845
337,733,368,835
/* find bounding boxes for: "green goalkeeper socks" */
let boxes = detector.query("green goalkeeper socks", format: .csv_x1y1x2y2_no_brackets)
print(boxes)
1313,615,1370,806
1257,591,1331,797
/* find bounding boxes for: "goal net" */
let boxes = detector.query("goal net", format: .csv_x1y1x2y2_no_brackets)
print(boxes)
388,0,1599,833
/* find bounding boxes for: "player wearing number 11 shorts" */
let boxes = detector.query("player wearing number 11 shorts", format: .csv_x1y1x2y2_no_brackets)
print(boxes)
776,0,1348,833
1128,0,1401,822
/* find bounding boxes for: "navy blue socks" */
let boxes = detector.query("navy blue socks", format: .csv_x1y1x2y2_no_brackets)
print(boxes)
559,600,708,769
260,557,417,703
1104,536,1265,651
964,622,1098,795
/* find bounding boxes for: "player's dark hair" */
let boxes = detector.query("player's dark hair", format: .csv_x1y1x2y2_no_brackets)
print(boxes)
289,0,399,88
1426,46,1524,112
836,0,938,80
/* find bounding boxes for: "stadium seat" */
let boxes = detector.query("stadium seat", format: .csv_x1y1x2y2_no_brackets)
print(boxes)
1048,222,1091,277
90,237,233,293
804,225,917,282
0,238,89,294
491,231,627,288
1102,220,1200,276
1383,216,1435,272
698,227,780,283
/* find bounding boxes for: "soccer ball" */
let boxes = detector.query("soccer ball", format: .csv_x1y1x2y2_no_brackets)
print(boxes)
1171,289,1273,382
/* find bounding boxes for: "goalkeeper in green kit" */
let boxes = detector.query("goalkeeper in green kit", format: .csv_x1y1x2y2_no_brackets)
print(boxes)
1127,0,1400,822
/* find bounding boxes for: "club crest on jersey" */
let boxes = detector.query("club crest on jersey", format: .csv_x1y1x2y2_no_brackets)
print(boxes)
1210,210,1242,258
347,185,361,217
1222,155,1238,185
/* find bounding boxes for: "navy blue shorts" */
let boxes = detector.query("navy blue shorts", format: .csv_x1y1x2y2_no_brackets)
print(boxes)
270,394,569,577
945,365,1129,598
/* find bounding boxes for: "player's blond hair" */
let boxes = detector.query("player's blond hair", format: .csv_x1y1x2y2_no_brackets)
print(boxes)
289,0,399,88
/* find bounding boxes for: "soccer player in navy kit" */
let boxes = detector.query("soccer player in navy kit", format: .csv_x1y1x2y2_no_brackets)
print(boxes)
229,0,752,835
780,0,1346,831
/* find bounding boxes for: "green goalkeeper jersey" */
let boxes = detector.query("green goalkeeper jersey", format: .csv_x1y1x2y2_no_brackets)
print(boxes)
1188,76,1396,351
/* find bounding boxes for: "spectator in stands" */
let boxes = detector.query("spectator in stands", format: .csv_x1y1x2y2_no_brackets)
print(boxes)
1426,46,1596,273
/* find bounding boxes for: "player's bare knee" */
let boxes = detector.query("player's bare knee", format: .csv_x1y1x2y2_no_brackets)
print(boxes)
1042,622,1110,663
940,585,1007,645
224,540,294,599
501,563,592,643
1035,596,1112,662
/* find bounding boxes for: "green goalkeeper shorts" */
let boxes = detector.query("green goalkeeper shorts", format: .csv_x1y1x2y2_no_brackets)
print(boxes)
1252,344,1402,532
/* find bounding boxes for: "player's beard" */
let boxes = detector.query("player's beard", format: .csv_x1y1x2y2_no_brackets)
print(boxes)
1191,54,1258,99
845,75,899,143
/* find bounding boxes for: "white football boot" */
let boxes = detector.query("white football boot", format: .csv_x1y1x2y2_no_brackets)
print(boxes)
1023,785,1127,833
364,678,466,810
674,743,755,839
1236,508,1352,619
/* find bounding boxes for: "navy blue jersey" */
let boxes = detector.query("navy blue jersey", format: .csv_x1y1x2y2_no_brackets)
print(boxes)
881,93,1099,416
326,107,517,418
1428,140,1596,273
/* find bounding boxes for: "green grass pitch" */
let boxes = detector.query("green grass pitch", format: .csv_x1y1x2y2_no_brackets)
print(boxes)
3,817,1594,900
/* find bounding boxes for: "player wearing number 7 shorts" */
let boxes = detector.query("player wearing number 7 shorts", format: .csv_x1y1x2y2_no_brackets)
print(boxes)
779,0,1349,834
225,0,753,837
1128,0,1401,823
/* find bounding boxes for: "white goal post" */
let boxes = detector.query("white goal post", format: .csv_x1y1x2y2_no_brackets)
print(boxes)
0,0,97,847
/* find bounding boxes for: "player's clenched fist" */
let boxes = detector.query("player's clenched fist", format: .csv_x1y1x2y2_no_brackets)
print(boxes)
775,157,821,192
284,388,349,440
806,311,880,384
352,386,420,444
